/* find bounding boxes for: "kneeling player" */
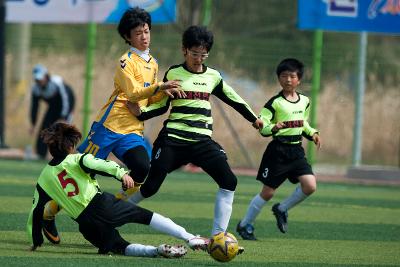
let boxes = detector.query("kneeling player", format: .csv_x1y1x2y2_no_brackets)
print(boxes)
27,122,208,257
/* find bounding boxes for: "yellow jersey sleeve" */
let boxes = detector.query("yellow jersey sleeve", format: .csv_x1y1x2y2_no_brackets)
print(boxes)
114,55,162,102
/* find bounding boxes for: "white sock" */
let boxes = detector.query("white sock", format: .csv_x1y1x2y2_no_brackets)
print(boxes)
239,194,267,227
212,188,234,235
279,186,307,212
125,243,158,257
149,213,194,241
127,191,145,205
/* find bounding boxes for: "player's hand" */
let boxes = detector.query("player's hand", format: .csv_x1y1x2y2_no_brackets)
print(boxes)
125,101,142,116
161,80,186,99
272,121,286,132
313,133,321,150
252,118,263,129
122,174,134,189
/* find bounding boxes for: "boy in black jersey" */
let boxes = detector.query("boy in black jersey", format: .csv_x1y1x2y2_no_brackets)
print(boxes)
126,25,263,237
237,58,321,240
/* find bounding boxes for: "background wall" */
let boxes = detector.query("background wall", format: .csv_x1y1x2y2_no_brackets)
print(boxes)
4,0,400,167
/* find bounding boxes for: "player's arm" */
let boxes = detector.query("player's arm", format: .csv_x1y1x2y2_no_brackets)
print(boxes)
78,153,128,181
115,59,162,102
27,184,52,251
30,93,40,127
212,79,258,123
115,60,182,102
258,99,278,137
137,96,171,121
58,83,71,120
301,101,318,140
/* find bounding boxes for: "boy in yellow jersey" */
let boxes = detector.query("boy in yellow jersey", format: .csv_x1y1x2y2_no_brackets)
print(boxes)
27,122,208,257
41,7,185,243
236,58,321,240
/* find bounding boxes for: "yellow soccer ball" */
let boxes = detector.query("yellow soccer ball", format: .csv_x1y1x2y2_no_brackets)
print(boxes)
207,232,239,262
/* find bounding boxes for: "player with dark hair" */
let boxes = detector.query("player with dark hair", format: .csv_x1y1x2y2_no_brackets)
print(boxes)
27,122,207,257
30,64,75,159
236,58,321,240
126,25,263,237
41,7,185,243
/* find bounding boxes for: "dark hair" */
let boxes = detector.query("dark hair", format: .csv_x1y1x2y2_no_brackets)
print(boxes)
276,58,304,79
40,122,82,158
118,7,151,45
182,26,214,51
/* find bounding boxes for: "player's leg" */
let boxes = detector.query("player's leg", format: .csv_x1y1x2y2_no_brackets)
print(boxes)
128,143,182,204
193,141,237,236
272,157,315,233
115,145,150,200
237,141,285,239
279,174,316,212
78,213,186,258
95,192,207,252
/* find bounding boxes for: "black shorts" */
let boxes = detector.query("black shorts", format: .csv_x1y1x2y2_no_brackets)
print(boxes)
75,192,153,254
152,136,228,173
256,140,313,189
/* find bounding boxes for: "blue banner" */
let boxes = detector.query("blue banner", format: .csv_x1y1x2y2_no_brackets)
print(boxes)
298,0,400,34
105,0,176,24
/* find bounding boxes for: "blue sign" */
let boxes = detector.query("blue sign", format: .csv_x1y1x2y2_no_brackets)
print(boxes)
105,0,176,24
298,0,400,34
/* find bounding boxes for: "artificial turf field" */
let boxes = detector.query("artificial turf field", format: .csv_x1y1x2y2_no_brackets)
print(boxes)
0,159,399,266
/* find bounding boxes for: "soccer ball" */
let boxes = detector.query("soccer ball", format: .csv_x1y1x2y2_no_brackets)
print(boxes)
207,232,239,262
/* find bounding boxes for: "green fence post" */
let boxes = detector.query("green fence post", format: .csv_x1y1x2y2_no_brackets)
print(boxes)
82,22,97,137
307,30,323,165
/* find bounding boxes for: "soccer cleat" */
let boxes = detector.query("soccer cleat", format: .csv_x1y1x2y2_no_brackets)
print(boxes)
236,221,257,240
157,244,187,258
42,219,60,244
272,203,288,233
237,246,245,255
187,235,209,251
115,182,142,200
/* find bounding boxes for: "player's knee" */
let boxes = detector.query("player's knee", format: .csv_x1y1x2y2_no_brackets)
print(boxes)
260,185,274,200
140,182,159,198
303,183,317,195
128,160,150,183
123,148,150,183
221,176,237,191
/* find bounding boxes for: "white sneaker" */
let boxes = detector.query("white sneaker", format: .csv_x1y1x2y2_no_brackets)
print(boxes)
187,235,209,251
157,244,187,258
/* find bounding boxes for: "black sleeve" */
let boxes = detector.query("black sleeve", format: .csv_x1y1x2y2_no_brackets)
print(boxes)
31,184,52,247
212,80,257,123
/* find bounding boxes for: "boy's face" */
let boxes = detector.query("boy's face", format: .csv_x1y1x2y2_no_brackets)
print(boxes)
278,71,300,91
126,23,150,51
183,45,209,72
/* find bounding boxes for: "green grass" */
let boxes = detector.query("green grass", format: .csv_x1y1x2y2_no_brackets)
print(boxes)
0,159,399,266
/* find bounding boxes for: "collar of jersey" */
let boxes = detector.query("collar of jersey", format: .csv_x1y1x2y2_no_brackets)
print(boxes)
130,47,151,62
182,63,207,74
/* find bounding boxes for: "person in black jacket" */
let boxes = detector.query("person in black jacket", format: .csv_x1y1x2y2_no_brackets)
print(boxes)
30,64,75,159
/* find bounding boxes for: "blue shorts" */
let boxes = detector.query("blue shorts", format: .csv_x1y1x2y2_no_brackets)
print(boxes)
77,122,148,160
